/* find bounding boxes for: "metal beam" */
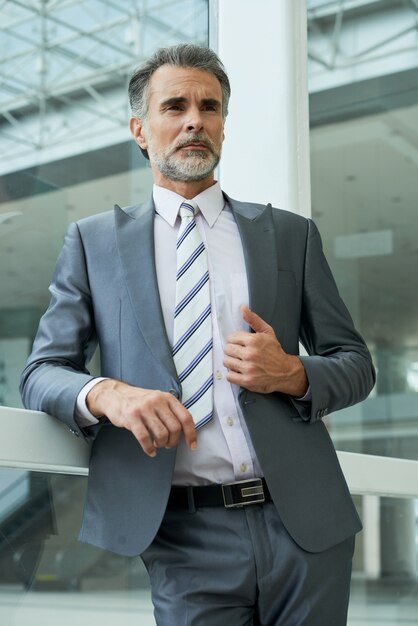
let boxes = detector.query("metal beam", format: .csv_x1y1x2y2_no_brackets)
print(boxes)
0,0,208,170
308,0,394,20
308,0,418,75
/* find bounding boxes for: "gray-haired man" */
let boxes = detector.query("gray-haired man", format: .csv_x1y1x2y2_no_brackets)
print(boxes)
21,43,375,625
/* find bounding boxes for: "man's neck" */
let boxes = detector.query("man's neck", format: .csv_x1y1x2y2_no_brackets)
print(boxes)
151,171,216,199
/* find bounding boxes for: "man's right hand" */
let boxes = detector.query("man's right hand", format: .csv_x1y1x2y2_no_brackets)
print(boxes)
86,379,197,458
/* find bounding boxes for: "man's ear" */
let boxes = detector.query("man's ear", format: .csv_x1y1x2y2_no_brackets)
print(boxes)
130,117,148,151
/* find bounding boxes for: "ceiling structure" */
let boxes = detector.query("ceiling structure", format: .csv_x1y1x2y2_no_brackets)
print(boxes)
307,0,418,91
0,0,208,173
1,0,418,173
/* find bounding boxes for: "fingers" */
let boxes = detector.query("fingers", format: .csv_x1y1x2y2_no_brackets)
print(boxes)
224,325,260,377
240,305,274,335
226,308,275,347
99,383,197,458
225,368,248,388
130,419,159,458
168,395,197,451
133,394,196,457
223,310,286,394
224,353,255,390
223,342,246,360
137,411,182,457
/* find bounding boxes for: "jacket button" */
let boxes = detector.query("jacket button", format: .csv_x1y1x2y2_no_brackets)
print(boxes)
169,388,180,399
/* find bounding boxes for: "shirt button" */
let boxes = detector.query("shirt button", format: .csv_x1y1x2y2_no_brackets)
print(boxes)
240,463,247,473
226,417,234,427
215,371,223,380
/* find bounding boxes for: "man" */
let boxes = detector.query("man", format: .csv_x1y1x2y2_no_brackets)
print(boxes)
21,43,375,625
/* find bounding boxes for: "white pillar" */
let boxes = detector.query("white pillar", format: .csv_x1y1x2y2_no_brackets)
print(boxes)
211,0,311,217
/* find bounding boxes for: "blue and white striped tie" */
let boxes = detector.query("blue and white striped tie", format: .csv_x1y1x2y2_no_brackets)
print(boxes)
172,200,213,429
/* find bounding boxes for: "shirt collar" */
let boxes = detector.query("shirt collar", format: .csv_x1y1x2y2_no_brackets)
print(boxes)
152,181,225,228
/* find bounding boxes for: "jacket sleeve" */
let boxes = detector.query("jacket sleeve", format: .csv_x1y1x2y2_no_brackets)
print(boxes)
20,222,97,439
297,218,375,422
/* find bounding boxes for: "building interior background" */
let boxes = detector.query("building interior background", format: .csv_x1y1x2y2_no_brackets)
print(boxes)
0,0,417,623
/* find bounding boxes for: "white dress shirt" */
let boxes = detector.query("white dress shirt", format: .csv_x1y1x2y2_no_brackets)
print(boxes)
77,181,264,485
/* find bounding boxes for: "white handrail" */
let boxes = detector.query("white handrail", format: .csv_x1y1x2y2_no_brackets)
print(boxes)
0,406,89,475
337,451,418,499
1,406,418,499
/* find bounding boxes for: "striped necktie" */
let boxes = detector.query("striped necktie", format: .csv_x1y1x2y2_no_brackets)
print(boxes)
172,200,214,429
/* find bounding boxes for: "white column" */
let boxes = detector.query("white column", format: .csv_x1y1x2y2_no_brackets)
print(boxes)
211,0,311,217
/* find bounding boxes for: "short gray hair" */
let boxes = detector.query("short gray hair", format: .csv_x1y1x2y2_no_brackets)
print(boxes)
128,43,231,121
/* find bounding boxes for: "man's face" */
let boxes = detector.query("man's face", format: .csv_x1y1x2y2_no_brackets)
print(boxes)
131,65,225,184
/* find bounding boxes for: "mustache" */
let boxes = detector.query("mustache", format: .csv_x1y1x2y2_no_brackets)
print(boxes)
174,134,214,152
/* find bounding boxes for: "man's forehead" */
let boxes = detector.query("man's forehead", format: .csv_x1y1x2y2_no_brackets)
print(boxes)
148,64,222,101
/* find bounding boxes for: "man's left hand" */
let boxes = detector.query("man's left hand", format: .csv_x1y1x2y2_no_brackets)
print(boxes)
223,305,308,397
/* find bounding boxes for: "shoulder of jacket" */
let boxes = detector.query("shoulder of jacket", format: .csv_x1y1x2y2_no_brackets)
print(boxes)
74,200,149,231
75,208,115,231
265,203,311,227
224,191,311,228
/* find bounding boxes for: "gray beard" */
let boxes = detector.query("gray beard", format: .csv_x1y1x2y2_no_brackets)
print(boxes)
151,148,220,182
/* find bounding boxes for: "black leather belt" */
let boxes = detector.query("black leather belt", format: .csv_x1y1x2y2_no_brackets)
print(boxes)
167,478,271,511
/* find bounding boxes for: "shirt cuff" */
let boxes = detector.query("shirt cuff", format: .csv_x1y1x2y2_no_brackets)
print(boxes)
75,377,109,427
295,386,311,402
290,386,312,422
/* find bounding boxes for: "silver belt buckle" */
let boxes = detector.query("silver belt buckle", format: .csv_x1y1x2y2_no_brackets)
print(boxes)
221,478,265,508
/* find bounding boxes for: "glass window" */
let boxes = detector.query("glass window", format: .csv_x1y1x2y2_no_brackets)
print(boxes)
308,1,418,462
0,468,155,625
0,0,209,409
351,494,418,625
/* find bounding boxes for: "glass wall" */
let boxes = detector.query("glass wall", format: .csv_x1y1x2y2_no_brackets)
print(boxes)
308,3,418,623
310,101,418,462
308,0,418,463
350,495,418,625
0,2,208,621
0,468,154,626
0,0,209,408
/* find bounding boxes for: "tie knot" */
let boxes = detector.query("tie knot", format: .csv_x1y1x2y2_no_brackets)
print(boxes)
179,200,198,219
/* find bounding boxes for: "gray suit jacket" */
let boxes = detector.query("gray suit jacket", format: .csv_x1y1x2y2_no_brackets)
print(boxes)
20,194,375,556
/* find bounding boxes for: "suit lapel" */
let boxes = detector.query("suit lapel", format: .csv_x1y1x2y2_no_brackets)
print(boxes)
114,200,178,383
114,194,279,381
227,196,279,324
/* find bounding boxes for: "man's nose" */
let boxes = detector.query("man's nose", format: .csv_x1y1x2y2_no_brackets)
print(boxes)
184,108,204,132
